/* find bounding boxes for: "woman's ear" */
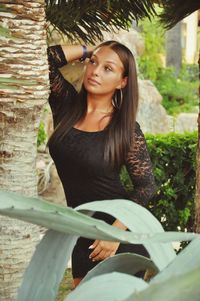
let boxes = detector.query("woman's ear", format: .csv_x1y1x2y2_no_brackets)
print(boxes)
117,76,128,89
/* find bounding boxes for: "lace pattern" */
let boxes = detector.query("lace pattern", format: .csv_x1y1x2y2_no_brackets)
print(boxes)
125,124,156,206
47,45,77,124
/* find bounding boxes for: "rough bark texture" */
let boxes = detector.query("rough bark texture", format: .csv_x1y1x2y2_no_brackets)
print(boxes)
0,1,49,300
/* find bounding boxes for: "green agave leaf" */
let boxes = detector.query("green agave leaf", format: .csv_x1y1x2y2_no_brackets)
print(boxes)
151,237,200,284
16,230,78,301
65,272,148,301
125,267,200,301
0,191,161,245
76,200,176,270
81,253,159,285
142,231,198,243
0,191,197,246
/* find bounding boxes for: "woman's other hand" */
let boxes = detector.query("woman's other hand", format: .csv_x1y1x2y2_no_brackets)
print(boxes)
89,239,120,261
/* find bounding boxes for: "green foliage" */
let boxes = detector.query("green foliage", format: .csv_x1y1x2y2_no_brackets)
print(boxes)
158,0,200,29
0,191,199,301
37,121,47,147
121,131,197,232
45,0,156,44
138,16,198,115
154,66,199,115
138,17,165,81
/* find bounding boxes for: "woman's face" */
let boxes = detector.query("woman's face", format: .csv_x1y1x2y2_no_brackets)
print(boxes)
83,46,127,97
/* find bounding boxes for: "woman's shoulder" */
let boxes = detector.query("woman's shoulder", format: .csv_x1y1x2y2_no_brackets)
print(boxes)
135,121,142,134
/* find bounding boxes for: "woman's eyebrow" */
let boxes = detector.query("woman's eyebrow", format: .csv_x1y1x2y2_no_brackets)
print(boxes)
92,54,117,66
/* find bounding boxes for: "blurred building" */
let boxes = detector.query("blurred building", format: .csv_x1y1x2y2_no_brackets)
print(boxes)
182,10,199,64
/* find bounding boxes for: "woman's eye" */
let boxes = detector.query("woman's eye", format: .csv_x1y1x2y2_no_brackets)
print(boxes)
104,66,112,72
89,58,96,65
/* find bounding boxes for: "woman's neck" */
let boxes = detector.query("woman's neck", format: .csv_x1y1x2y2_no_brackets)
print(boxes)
87,93,113,114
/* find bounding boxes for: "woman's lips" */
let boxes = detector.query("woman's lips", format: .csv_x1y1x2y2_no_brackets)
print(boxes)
87,78,100,85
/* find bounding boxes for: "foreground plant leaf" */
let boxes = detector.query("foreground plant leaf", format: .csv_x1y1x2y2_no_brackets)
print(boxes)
81,253,159,285
65,272,148,301
125,267,200,301
0,191,199,301
0,191,197,246
16,230,78,301
151,237,200,284
0,191,162,244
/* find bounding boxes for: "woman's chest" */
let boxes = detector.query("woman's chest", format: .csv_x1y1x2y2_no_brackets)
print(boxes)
49,128,109,176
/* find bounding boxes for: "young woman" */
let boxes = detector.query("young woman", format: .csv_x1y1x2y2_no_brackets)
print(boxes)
47,40,156,287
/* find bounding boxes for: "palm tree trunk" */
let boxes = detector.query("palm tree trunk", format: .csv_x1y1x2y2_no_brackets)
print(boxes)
0,1,49,300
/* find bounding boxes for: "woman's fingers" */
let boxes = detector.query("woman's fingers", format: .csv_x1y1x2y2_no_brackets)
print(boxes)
89,240,119,261
91,249,107,261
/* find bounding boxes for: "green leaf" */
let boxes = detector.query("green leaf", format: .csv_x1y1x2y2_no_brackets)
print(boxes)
45,0,156,44
81,253,159,285
64,272,148,301
125,267,200,301
76,200,176,270
16,230,78,301
151,237,200,284
0,191,197,246
0,191,160,244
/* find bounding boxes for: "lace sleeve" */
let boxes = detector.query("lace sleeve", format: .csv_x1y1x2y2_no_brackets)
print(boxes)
125,123,156,207
47,45,77,123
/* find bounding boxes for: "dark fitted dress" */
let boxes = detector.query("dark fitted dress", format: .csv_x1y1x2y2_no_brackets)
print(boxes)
47,45,156,278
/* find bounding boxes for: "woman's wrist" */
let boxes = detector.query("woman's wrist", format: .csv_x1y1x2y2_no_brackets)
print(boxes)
79,45,95,62
79,45,88,62
61,44,95,63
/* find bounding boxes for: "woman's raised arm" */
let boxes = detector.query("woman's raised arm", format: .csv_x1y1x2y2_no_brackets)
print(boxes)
47,44,94,124
61,44,94,63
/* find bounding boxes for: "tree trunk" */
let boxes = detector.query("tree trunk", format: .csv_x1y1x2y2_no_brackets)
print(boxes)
0,1,49,300
165,21,182,76
195,114,200,232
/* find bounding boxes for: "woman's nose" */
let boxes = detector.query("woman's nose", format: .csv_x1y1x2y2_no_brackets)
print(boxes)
92,65,101,76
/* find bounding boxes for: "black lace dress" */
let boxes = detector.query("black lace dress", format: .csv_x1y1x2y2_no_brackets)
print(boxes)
47,45,156,278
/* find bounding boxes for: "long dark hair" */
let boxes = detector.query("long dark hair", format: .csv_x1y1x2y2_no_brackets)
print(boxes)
48,40,139,168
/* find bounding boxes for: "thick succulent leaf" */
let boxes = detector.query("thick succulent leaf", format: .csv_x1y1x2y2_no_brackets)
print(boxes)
76,200,176,270
16,230,78,301
81,253,159,285
151,237,200,284
65,272,148,301
0,191,197,246
125,267,200,301
0,191,161,245
0,191,198,242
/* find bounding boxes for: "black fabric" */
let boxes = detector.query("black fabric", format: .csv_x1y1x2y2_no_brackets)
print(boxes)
47,45,156,278
72,236,149,278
